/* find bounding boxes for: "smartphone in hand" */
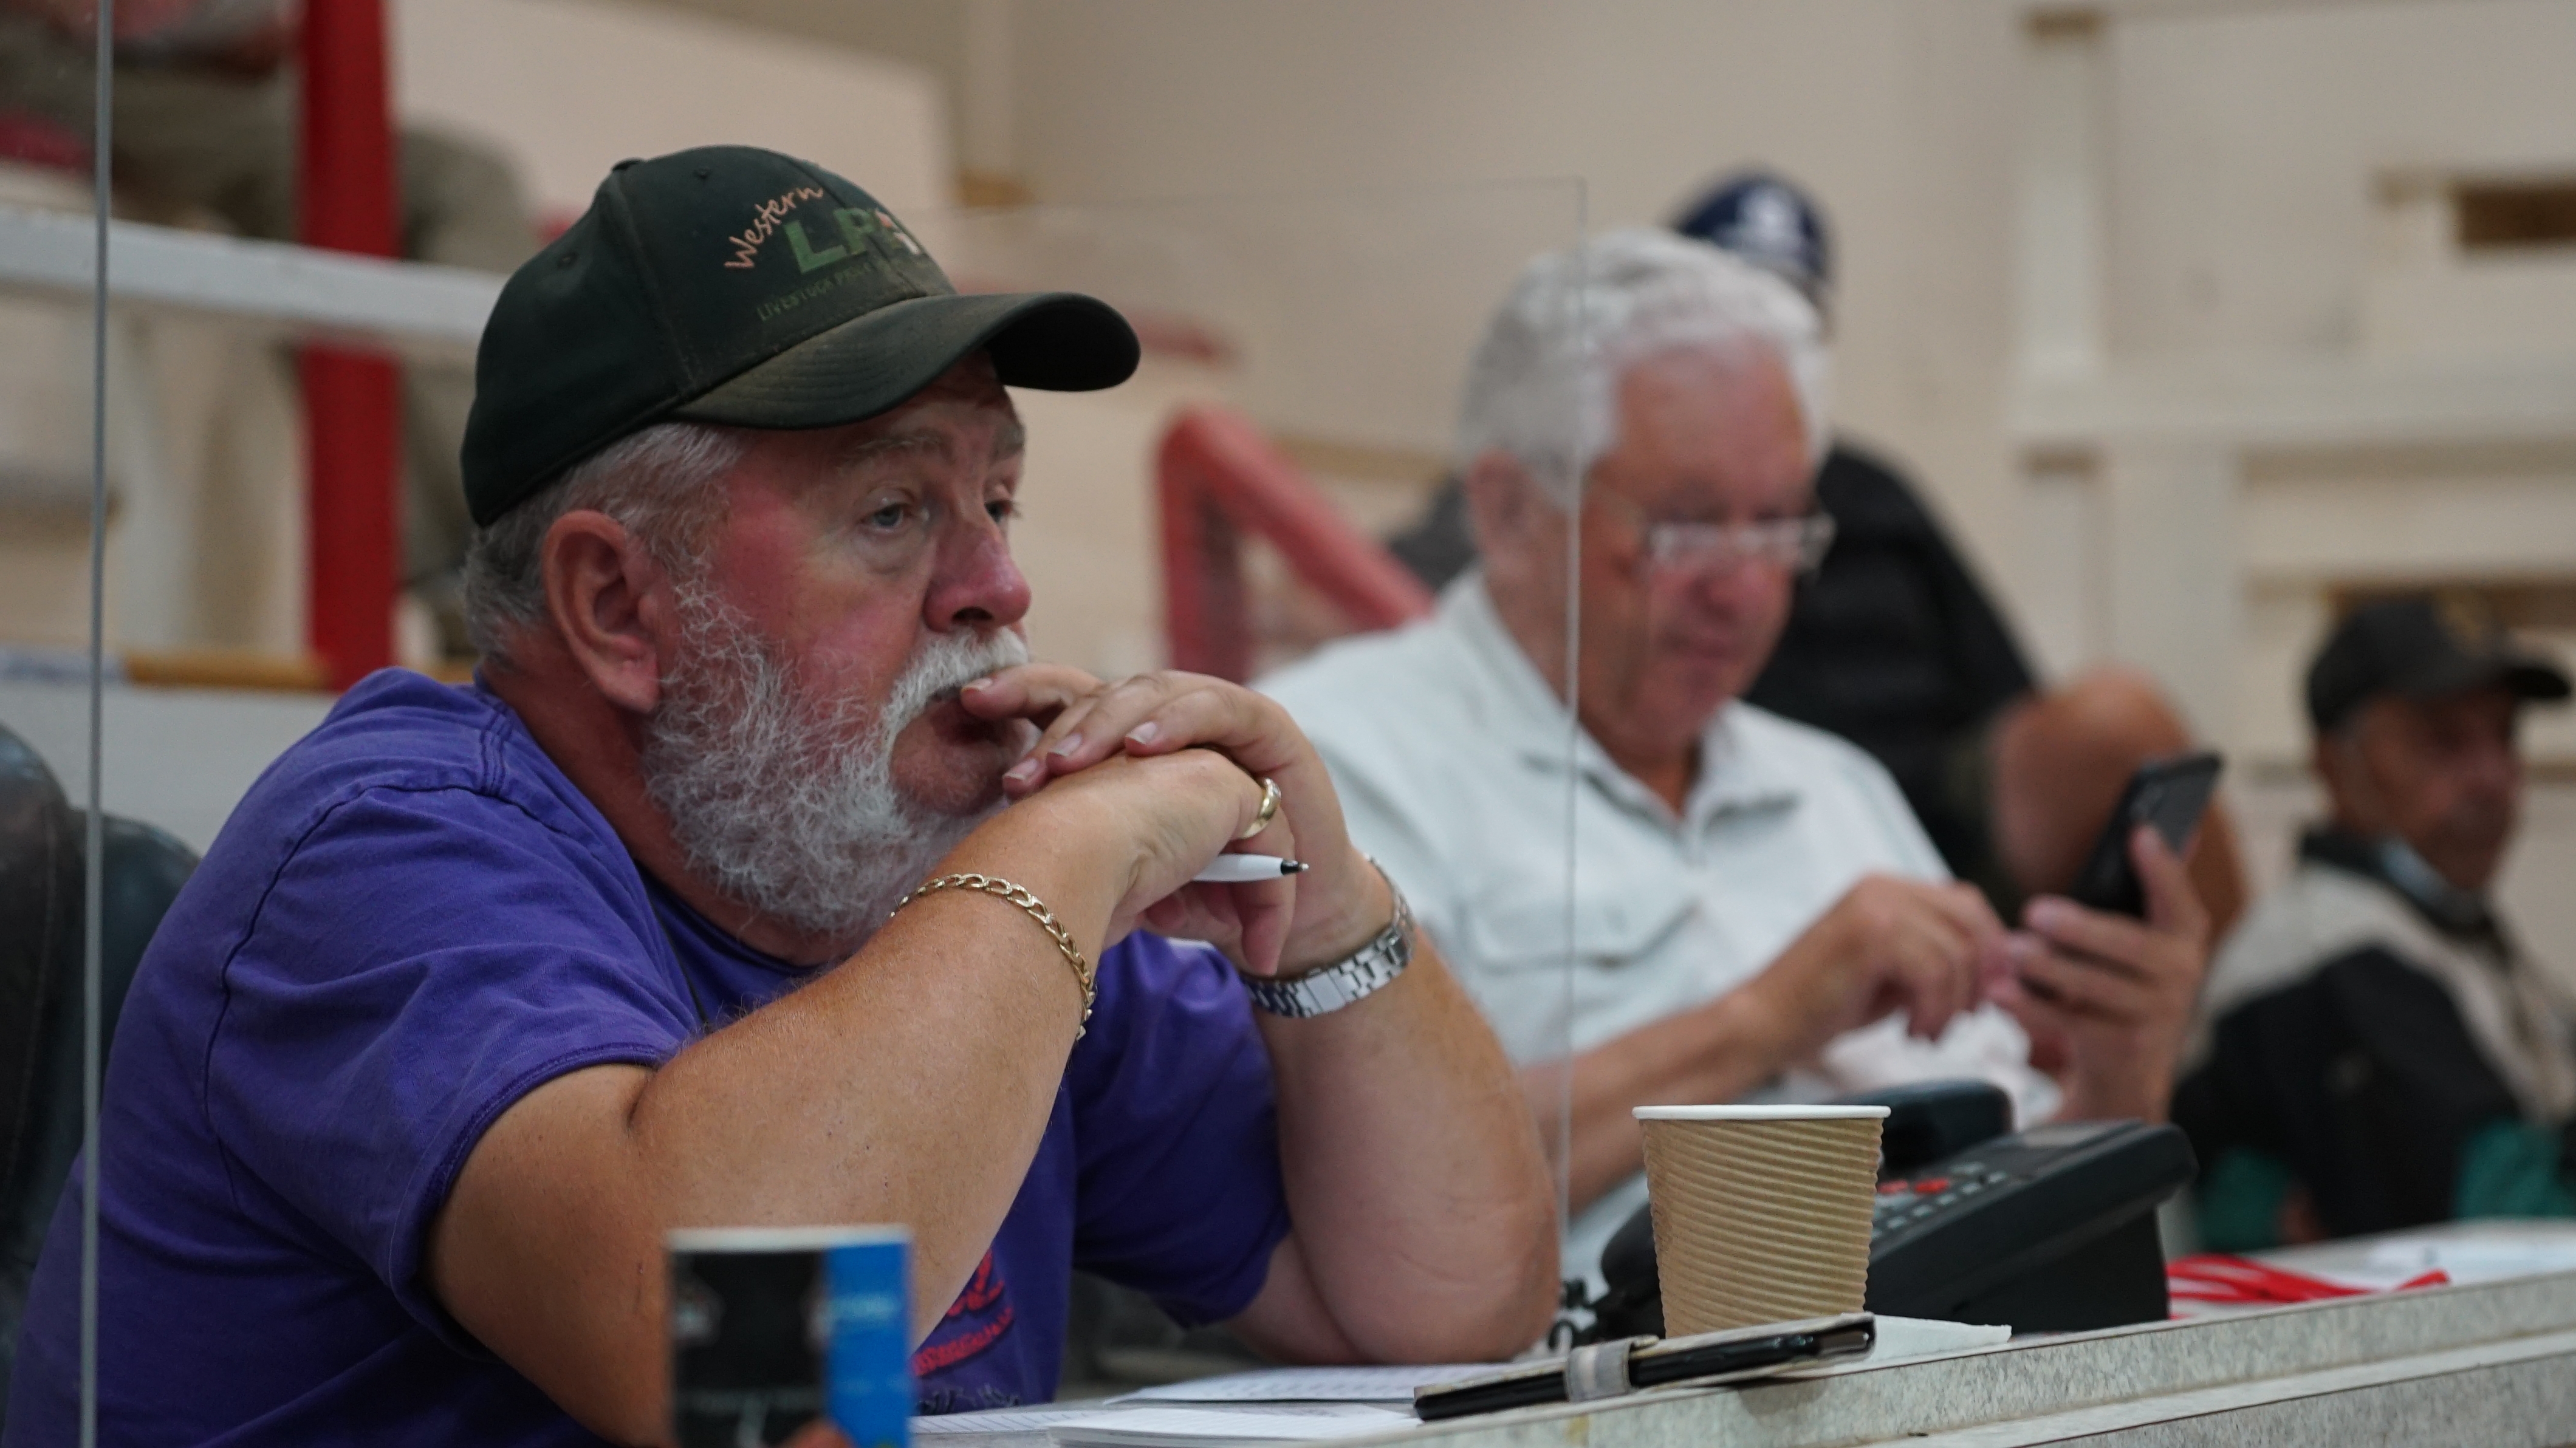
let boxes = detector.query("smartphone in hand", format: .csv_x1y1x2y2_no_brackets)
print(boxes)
2062,751,2224,917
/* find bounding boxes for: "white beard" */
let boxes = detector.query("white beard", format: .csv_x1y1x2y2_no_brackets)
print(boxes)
639,582,1031,952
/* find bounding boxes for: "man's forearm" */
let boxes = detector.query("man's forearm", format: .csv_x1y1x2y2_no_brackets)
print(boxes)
1533,985,1805,1217
2054,1060,2176,1125
428,798,1131,1441
1255,942,1558,1364
633,822,1114,1304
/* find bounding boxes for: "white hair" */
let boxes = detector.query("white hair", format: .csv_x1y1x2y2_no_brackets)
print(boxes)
1454,227,1831,506
461,422,750,664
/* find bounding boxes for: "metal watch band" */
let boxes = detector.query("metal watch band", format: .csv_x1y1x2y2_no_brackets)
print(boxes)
1240,859,1413,1019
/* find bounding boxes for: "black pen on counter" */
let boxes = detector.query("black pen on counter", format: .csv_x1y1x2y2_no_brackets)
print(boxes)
1191,854,1308,884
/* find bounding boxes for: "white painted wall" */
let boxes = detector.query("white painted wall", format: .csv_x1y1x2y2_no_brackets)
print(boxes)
987,0,2576,677
392,0,954,222
2106,0,2576,358
1003,0,2029,606
0,680,331,855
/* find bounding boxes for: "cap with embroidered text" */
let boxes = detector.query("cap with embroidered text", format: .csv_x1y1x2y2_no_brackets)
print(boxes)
461,145,1139,525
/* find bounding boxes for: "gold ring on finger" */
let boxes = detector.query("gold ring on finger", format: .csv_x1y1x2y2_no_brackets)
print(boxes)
1236,776,1282,841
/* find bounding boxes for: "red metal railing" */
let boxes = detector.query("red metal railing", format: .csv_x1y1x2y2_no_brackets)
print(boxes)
298,0,401,689
1157,405,1433,681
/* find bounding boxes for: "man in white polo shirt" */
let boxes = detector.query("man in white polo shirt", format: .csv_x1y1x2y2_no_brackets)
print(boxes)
1261,230,2211,1288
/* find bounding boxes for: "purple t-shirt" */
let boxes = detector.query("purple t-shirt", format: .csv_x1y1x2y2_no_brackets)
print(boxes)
5,671,1291,1445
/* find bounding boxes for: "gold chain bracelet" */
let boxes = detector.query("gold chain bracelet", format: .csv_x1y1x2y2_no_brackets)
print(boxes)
892,873,1097,1039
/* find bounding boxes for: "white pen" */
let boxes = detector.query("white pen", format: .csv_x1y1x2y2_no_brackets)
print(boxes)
1192,854,1309,883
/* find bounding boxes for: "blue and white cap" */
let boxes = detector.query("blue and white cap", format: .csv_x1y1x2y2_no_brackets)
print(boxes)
1671,171,1832,311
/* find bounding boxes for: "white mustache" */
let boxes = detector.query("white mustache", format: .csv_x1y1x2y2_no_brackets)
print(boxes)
882,630,1030,736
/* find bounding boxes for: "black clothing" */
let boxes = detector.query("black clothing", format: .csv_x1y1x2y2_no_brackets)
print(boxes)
2171,827,2566,1240
1385,480,1480,597
2175,943,2518,1237
1742,444,2036,884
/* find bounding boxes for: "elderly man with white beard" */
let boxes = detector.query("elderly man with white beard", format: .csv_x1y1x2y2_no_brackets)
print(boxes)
4,148,1555,1448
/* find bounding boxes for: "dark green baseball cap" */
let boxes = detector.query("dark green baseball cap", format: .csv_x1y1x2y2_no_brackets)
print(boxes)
461,145,1140,525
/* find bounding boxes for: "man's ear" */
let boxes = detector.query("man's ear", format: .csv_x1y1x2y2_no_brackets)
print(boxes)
1461,448,1575,601
1460,449,1552,555
540,511,673,717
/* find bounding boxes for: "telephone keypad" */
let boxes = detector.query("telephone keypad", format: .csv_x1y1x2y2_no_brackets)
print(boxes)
1872,1167,2022,1240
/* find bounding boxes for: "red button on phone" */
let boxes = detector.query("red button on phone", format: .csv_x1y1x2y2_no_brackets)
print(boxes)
1913,1178,1949,1194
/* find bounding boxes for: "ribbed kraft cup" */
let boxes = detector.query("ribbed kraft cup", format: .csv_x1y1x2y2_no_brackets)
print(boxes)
1638,1111,1884,1336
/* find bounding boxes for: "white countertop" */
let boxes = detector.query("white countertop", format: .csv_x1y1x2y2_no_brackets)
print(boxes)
1343,1244,2576,1447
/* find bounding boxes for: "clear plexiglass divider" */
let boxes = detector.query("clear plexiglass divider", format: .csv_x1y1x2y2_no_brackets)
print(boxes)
21,155,1600,1426
913,184,1598,1377
0,2,110,1443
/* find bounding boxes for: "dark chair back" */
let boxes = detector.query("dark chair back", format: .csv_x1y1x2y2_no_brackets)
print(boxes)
0,728,77,1265
0,722,197,1426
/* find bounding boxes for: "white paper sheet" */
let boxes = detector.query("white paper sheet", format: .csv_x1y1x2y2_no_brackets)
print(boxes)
917,1405,1112,1435
1862,1315,2011,1361
2363,1236,2576,1285
1115,1365,1498,1405
925,1316,2007,1443
1049,1404,1414,1446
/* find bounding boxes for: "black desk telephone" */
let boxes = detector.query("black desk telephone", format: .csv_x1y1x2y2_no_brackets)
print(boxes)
1585,1081,2196,1341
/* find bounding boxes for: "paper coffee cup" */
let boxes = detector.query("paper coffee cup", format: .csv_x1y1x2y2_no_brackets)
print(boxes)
1633,1104,1888,1336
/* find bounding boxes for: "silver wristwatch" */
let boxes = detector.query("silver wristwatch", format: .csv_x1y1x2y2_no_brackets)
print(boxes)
1240,860,1414,1019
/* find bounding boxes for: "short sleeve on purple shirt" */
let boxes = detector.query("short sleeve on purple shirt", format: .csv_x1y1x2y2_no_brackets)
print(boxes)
4,671,1293,1446
204,782,701,1342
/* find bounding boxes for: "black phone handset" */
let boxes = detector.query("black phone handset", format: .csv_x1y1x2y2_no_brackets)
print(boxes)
1588,1081,2196,1342
2066,751,2224,917
1868,1079,2015,1174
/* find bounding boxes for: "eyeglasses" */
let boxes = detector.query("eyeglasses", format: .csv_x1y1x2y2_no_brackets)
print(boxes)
1590,489,1838,577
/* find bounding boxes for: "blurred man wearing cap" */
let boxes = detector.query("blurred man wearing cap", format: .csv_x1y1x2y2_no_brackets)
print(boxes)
2174,596,2575,1248
4,147,1553,1447
1267,228,2212,1293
